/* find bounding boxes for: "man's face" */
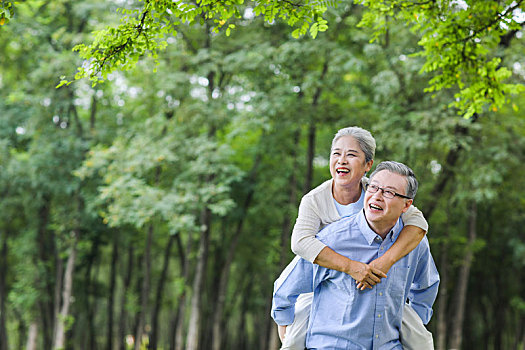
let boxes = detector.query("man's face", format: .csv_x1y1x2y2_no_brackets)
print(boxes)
364,170,413,227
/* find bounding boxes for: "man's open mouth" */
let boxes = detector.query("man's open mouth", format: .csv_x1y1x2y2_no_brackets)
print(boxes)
369,203,383,211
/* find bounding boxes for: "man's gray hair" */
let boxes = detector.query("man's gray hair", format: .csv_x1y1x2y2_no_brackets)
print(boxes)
369,161,418,199
331,126,376,163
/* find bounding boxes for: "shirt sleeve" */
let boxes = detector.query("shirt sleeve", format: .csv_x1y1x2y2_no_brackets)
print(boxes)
290,195,327,263
271,257,315,326
408,238,440,324
400,204,429,233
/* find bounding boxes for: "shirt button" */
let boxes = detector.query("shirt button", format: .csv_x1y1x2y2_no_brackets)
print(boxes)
379,292,383,296
377,314,382,318
375,334,379,339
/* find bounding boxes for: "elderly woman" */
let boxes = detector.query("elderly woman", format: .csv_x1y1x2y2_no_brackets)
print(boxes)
276,126,433,350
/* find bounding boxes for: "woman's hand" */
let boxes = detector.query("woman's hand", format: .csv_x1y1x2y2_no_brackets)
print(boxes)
346,260,387,290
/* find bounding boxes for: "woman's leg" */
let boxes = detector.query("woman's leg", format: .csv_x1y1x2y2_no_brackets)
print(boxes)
279,292,312,350
400,302,434,350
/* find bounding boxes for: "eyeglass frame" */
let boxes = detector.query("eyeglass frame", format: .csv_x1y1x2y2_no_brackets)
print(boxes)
365,183,413,200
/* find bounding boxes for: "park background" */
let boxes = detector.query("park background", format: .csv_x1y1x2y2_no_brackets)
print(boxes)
0,0,525,349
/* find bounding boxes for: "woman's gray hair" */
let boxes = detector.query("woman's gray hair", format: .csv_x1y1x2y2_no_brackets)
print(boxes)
331,126,376,163
369,161,419,199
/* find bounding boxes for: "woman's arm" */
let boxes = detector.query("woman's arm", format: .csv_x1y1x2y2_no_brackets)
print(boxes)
290,195,327,262
314,247,386,290
291,193,386,289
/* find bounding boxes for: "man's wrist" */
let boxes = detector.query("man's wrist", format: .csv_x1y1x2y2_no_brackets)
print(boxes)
343,258,357,275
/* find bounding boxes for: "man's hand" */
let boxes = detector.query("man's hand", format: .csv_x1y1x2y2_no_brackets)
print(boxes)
346,260,387,290
278,325,287,342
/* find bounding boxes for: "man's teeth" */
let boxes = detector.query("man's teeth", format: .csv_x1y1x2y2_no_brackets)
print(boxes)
370,204,382,210
337,168,349,173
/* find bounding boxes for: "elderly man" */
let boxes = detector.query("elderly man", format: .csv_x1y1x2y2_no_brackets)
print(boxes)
271,161,439,350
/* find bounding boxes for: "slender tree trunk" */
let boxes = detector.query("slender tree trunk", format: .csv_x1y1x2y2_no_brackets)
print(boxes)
174,233,192,350
53,229,79,349
26,322,38,350
185,208,211,350
134,224,154,350
53,252,63,346
211,155,260,350
118,244,134,350
521,322,525,350
303,59,327,193
493,285,506,350
0,228,8,350
232,277,253,350
436,244,448,350
513,315,525,349
149,234,175,350
107,232,119,350
436,208,452,350
13,310,26,350
90,95,97,131
36,194,55,350
269,129,301,350
83,236,100,350
303,122,316,194
449,202,477,350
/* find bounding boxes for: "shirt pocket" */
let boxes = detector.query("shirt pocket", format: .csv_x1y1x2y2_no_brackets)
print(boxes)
387,263,410,315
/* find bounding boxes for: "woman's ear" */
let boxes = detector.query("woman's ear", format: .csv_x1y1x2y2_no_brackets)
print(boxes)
365,159,374,173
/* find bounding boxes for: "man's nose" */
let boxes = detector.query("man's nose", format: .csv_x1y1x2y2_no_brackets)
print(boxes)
371,188,385,199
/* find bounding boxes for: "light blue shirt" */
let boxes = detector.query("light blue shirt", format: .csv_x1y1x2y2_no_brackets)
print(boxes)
333,189,365,217
272,210,440,350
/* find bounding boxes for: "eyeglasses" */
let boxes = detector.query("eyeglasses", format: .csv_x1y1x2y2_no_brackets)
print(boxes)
365,183,412,199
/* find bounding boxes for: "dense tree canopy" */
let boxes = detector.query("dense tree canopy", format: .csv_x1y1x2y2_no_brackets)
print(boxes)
65,0,525,117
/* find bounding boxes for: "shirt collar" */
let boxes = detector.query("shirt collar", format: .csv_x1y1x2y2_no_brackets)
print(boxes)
356,209,404,245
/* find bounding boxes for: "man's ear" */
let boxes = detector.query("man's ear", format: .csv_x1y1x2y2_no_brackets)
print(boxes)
401,199,413,213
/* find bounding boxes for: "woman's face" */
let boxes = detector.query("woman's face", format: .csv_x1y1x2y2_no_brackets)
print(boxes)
329,135,373,188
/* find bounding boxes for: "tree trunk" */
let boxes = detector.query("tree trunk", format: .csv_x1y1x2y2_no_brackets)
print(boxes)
36,194,55,350
118,244,134,350
149,234,175,350
186,208,211,350
435,244,448,350
449,202,477,350
174,233,192,350
303,59,327,194
107,232,119,350
0,228,8,350
513,315,525,349
53,229,79,349
211,155,260,350
83,235,101,350
53,251,63,347
134,224,154,350
13,310,26,350
521,322,525,350
303,122,316,194
269,129,301,350
436,208,452,350
26,322,38,350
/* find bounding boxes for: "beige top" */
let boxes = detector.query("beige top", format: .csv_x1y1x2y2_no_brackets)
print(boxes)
291,178,429,263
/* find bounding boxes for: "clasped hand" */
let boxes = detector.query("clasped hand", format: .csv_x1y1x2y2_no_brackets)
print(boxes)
347,259,389,291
